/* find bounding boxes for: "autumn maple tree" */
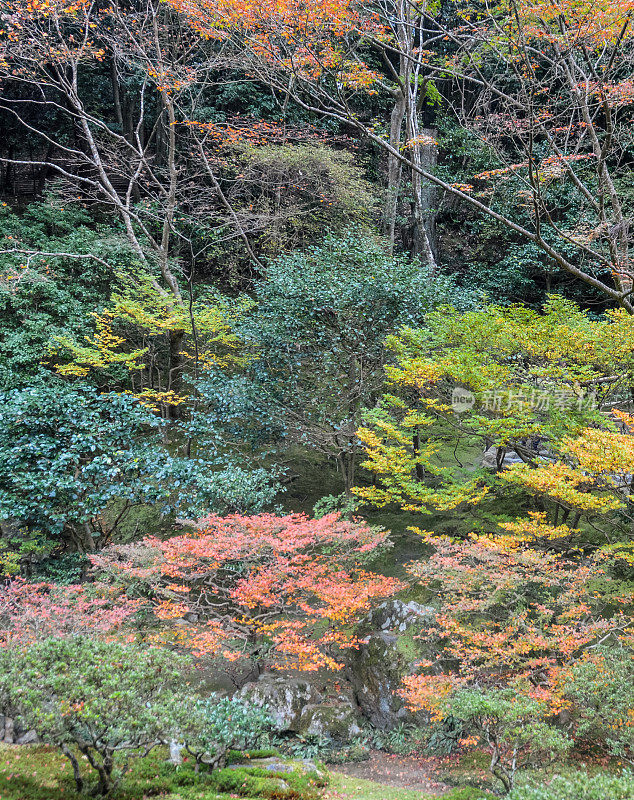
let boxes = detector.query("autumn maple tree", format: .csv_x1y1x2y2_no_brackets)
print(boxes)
356,298,634,538
400,533,632,789
349,295,634,785
91,512,401,670
402,535,632,700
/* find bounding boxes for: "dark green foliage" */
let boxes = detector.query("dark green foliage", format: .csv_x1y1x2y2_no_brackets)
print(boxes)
371,723,427,756
433,118,614,309
28,552,88,584
200,229,468,493
0,384,279,555
0,202,131,389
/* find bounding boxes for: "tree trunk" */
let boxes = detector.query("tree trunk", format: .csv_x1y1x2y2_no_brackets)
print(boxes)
167,328,185,419
382,91,406,253
67,522,96,553
413,431,425,481
62,745,84,794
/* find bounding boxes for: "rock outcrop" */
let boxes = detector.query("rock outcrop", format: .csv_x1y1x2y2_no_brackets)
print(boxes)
237,674,364,742
345,599,438,729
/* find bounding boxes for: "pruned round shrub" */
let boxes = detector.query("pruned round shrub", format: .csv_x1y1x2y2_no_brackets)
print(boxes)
0,636,190,796
180,695,274,770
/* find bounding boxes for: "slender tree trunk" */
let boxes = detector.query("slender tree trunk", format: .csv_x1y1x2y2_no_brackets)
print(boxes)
383,90,406,253
110,59,124,133
413,430,425,481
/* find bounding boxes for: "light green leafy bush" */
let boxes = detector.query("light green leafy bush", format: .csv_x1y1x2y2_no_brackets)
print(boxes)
564,646,634,765
449,687,571,793
494,770,634,800
0,637,190,796
180,695,274,770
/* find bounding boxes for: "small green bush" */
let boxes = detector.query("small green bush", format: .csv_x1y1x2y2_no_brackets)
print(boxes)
326,741,371,764
499,770,634,800
564,646,634,763
448,687,571,792
372,722,427,756
180,695,274,770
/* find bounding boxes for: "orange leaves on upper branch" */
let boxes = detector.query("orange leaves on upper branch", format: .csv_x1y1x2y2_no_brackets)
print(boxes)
91,512,401,671
165,0,382,87
0,0,105,68
473,153,595,184
515,0,634,47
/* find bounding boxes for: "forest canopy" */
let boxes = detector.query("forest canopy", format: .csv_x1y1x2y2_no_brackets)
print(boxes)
0,0,633,797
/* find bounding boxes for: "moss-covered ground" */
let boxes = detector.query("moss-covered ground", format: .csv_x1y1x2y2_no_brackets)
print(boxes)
0,745,326,800
0,745,500,800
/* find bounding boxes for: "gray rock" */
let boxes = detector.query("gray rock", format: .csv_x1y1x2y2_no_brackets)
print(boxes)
228,756,327,781
228,758,294,773
481,446,526,470
481,444,553,471
237,675,324,732
15,729,38,745
298,703,364,741
297,758,326,776
346,600,438,730
0,716,12,743
364,599,435,633
168,741,184,764
236,673,365,743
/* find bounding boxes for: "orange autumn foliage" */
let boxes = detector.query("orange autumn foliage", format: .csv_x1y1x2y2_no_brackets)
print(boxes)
402,535,633,717
91,512,401,670
0,579,142,648
164,0,382,88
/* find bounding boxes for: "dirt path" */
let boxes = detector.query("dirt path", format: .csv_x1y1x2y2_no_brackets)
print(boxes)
328,750,450,796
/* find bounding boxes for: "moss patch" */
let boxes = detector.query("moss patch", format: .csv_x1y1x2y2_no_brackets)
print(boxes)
212,763,327,799
0,745,326,800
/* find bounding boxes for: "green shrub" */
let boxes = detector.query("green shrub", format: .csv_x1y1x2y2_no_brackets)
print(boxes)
29,553,88,584
448,687,571,793
564,646,634,764
0,637,190,796
180,695,274,770
372,723,428,756
499,770,634,800
279,732,332,761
